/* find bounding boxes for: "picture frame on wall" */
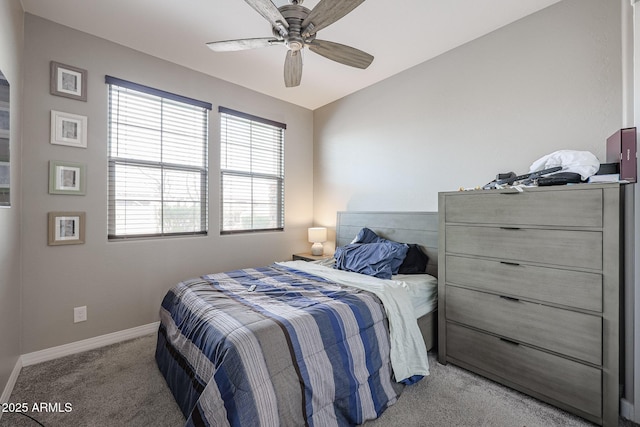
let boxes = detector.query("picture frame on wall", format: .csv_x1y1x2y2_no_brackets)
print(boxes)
48,211,85,246
49,160,86,195
50,61,87,101
50,110,87,148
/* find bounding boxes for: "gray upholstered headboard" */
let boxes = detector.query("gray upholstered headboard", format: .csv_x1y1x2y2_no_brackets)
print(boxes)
335,211,439,278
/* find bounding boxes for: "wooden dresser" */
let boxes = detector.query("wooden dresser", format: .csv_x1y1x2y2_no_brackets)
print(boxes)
437,184,623,426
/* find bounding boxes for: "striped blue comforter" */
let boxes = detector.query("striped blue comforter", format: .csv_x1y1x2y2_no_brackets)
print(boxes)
155,264,403,427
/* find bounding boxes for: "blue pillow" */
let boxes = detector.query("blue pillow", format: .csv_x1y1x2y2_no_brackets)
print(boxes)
352,227,381,244
334,241,409,279
350,228,409,274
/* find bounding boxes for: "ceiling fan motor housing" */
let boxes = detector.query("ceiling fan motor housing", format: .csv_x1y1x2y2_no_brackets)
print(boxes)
275,4,315,51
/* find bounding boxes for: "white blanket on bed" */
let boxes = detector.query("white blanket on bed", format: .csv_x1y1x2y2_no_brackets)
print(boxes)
277,260,430,381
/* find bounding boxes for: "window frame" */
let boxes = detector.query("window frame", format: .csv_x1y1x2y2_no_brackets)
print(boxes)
106,76,212,240
219,106,286,234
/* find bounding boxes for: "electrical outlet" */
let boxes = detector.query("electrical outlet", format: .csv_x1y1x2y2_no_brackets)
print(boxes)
74,306,87,323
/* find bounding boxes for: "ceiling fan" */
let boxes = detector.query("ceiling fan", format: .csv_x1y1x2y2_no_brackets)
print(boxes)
206,0,374,87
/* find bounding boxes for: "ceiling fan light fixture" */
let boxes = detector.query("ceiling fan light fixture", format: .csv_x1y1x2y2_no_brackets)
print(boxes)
286,39,304,51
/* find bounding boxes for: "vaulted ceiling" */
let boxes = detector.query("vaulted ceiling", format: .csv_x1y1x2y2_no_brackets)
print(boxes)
22,0,562,110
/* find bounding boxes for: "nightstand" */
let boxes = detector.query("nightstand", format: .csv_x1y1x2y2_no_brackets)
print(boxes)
292,253,332,262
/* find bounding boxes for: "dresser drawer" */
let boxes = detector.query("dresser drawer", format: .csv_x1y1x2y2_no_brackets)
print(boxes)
445,255,602,312
446,323,602,418
446,286,602,364
445,225,602,270
443,189,603,227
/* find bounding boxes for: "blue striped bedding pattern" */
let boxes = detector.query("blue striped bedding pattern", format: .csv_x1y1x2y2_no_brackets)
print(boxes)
155,264,403,426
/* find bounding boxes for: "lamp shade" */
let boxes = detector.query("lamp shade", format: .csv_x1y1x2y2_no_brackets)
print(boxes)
308,227,327,243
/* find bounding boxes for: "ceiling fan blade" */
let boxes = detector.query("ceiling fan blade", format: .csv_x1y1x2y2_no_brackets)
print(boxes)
308,39,373,69
244,0,289,34
302,0,366,36
207,38,283,52
284,50,303,88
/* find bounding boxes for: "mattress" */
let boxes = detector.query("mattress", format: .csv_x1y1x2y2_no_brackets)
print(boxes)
307,257,438,319
393,273,438,318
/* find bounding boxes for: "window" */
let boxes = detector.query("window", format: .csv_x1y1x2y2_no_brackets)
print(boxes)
106,76,211,239
219,107,285,233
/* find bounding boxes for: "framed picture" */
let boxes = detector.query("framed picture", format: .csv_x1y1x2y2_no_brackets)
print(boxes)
51,110,87,148
50,61,87,101
49,160,86,195
48,211,85,246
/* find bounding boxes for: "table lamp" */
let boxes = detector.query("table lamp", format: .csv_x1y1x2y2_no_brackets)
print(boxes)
308,227,327,256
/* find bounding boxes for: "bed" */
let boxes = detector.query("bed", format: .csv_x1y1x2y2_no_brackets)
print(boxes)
156,211,438,426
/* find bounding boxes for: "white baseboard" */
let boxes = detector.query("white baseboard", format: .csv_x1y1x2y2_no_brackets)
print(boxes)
0,356,23,421
0,356,22,403
621,398,636,423
21,321,160,367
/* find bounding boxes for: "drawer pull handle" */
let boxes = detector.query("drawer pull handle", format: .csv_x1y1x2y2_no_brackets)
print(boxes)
499,337,520,346
500,261,521,267
500,226,521,230
499,295,520,302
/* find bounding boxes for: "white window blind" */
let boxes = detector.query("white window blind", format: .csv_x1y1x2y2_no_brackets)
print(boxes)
106,76,211,239
219,107,285,234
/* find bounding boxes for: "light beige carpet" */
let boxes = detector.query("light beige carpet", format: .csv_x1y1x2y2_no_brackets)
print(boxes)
1,334,637,427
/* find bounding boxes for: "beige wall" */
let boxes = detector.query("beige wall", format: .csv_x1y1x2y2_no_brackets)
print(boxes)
20,14,314,353
313,0,622,252
0,0,23,400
